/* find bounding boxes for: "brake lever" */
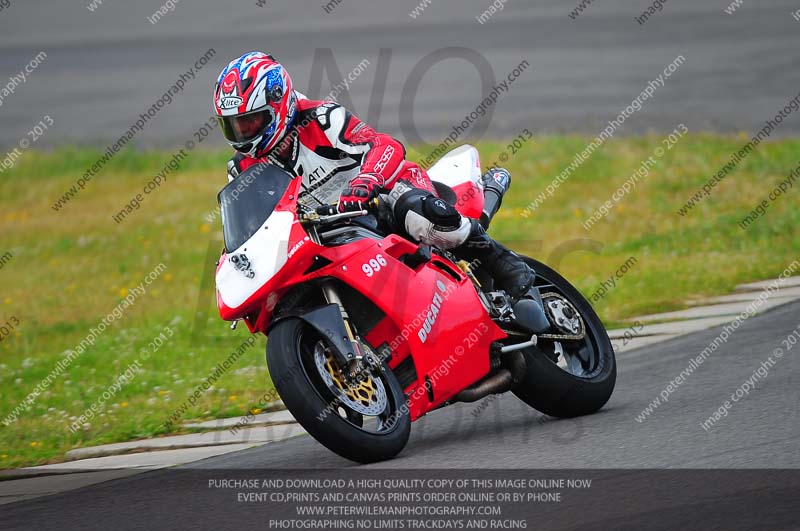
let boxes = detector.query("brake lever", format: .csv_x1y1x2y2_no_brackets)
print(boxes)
299,209,369,224
299,197,382,224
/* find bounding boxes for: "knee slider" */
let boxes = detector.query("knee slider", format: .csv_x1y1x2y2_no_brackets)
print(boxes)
421,196,462,230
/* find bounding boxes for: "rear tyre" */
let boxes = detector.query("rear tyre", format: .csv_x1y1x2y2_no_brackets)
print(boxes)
267,318,411,463
511,257,616,418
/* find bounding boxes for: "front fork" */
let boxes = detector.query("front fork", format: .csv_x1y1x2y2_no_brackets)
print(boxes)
320,280,380,381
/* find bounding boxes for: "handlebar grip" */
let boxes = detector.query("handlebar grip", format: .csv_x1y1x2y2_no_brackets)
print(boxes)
312,198,381,217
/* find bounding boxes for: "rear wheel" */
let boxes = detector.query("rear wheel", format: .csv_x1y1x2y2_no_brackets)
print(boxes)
511,257,616,417
267,318,410,463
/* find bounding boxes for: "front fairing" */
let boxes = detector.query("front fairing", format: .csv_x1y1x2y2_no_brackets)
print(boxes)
215,164,306,320
218,164,293,252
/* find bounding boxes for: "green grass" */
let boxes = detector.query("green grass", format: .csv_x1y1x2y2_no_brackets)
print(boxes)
1,134,798,469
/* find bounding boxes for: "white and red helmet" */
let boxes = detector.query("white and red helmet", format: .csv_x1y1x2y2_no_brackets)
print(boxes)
213,52,297,158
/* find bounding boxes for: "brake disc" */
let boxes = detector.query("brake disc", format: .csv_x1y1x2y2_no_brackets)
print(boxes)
313,342,388,416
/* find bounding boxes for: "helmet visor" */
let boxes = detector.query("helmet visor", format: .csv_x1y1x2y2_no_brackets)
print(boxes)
217,107,275,144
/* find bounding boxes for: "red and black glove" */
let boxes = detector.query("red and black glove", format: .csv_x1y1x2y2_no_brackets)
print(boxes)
338,173,383,212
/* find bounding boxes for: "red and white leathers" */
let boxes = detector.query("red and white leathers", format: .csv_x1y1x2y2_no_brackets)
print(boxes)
226,92,533,297
227,92,472,249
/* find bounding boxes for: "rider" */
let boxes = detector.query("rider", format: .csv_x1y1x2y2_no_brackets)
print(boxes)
213,52,533,299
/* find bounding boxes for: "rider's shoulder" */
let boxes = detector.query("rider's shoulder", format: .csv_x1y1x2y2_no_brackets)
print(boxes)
295,95,348,131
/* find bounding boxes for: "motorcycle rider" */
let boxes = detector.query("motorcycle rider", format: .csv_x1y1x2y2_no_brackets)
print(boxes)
213,52,533,298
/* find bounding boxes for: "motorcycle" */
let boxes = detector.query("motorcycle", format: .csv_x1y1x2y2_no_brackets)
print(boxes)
215,145,616,463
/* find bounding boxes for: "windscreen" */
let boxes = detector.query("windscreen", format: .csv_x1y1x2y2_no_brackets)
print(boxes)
218,163,293,252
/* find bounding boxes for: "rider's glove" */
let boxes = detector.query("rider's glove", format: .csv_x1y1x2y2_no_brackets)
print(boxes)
226,152,246,182
337,173,383,213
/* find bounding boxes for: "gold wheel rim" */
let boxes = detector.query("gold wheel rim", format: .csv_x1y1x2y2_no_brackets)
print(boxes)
324,354,377,407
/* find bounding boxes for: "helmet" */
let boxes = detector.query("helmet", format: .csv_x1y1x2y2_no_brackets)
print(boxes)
213,52,297,158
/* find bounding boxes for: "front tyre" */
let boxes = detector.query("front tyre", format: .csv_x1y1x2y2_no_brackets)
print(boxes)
267,319,411,463
512,257,616,418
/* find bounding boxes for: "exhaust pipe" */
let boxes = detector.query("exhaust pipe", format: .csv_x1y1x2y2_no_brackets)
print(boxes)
454,369,512,403
454,350,528,403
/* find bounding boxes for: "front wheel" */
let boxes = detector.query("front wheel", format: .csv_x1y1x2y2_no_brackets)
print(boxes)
511,257,617,418
267,318,411,463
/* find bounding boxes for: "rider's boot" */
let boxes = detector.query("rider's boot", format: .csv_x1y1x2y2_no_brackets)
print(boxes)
452,219,534,300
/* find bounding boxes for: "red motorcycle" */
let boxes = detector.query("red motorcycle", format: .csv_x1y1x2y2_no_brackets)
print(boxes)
215,145,616,463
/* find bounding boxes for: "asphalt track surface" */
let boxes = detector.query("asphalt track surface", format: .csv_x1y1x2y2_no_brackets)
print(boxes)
1,300,798,529
196,299,800,471
1,0,800,150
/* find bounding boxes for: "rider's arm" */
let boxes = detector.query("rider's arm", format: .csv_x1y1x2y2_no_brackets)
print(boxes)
226,152,260,182
317,103,406,190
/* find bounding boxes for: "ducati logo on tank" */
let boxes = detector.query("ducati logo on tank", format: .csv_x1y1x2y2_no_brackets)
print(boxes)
417,280,449,343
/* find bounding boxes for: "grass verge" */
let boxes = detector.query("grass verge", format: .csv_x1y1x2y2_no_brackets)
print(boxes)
0,134,798,468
